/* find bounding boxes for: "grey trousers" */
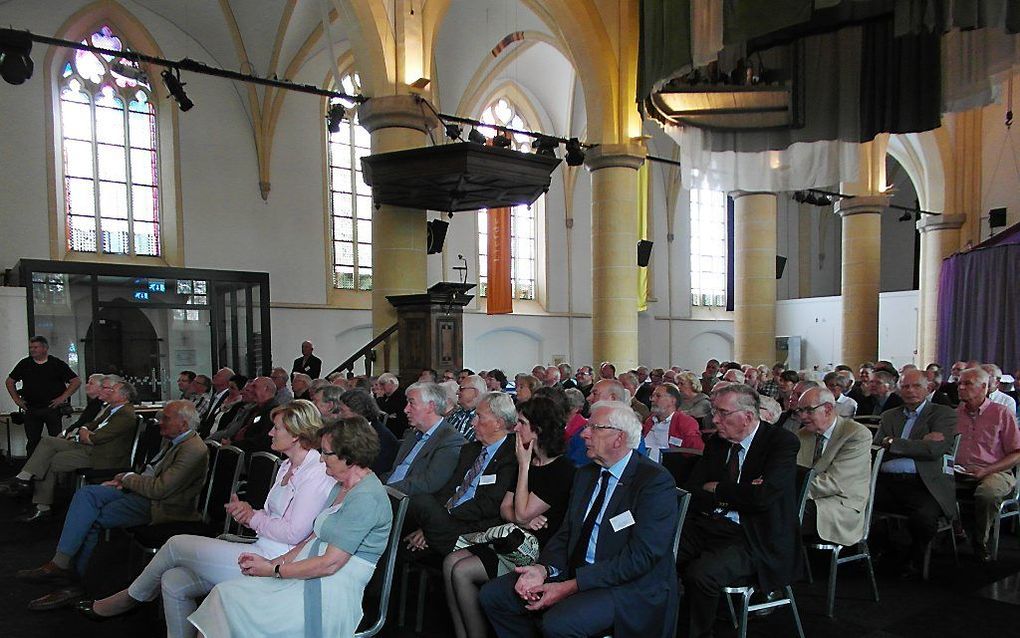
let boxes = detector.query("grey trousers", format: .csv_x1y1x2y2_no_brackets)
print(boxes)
22,435,91,506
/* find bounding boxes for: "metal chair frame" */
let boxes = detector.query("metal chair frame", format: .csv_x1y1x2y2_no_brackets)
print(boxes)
74,414,147,490
355,486,410,638
991,465,1020,560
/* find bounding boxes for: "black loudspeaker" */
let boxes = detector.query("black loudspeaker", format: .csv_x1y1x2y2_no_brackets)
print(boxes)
637,240,653,267
776,255,788,279
426,219,449,254
989,207,1007,228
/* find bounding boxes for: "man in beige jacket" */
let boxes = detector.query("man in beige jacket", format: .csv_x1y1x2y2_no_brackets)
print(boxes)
795,387,873,546
15,400,209,610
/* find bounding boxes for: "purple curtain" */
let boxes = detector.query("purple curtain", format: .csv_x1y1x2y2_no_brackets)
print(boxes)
936,243,1020,372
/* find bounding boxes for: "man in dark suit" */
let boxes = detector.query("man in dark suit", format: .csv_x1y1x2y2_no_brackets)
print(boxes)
222,376,277,454
404,392,517,556
856,370,904,416
678,383,802,638
925,368,953,407
382,382,465,496
376,372,410,438
872,369,958,578
291,340,322,380
480,400,679,638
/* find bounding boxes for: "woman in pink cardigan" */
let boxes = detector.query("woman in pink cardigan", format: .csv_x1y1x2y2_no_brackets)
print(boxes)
77,400,335,638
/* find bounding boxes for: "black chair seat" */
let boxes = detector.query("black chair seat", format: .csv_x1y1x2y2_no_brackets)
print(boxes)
130,521,218,549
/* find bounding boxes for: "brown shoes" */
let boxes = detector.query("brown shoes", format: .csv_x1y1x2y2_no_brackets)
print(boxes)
28,586,85,611
16,561,77,585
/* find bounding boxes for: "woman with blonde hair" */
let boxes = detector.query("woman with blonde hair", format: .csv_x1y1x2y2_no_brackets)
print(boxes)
78,400,335,638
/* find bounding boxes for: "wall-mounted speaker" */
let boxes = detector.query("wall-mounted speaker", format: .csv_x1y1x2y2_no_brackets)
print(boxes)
637,240,653,267
426,219,449,254
776,255,788,279
989,207,1007,229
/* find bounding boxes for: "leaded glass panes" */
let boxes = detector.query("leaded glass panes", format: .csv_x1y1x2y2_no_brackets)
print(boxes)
327,73,372,290
690,189,728,307
476,97,538,300
59,25,160,257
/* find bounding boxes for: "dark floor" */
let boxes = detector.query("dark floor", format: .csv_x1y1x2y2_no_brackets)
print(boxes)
0,452,1018,638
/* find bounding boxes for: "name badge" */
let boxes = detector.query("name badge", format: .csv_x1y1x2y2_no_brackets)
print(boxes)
668,436,684,448
942,454,955,475
478,474,497,486
609,510,635,532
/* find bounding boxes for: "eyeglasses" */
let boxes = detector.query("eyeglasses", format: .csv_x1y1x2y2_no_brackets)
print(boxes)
318,449,337,457
710,407,744,418
792,403,826,416
583,423,621,433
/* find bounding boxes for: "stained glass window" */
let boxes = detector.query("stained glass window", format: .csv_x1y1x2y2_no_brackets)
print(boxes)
690,189,728,307
476,98,538,300
59,25,160,257
327,73,372,290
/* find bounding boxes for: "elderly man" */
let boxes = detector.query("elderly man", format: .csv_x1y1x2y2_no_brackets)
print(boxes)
558,363,577,390
619,372,650,422
206,379,256,441
404,392,517,557
700,358,721,394
530,366,547,385
847,363,874,404
823,371,858,418
480,401,678,638
376,372,409,437
17,400,208,610
291,340,322,379
574,366,595,398
925,368,953,406
857,370,903,416
598,362,617,381
544,366,562,388
982,364,1018,416
954,367,1020,561
795,387,872,546
311,384,399,476
188,374,213,417
290,372,312,400
678,384,802,638
269,367,293,404
64,373,106,434
383,382,466,496
872,369,958,578
941,361,967,406
2,378,138,523
222,376,278,454
643,382,704,460
198,367,235,434
447,374,487,441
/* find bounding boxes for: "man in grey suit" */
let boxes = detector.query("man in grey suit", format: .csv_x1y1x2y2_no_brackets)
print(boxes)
872,369,958,578
795,387,873,546
383,382,466,496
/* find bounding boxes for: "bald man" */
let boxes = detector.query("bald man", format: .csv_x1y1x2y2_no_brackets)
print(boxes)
291,340,321,379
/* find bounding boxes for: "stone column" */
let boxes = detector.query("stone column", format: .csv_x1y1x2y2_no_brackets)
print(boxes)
835,195,888,367
584,143,646,372
357,95,439,371
731,192,778,365
915,214,965,365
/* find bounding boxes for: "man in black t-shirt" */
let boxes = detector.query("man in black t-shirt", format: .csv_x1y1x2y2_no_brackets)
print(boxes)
6,336,81,456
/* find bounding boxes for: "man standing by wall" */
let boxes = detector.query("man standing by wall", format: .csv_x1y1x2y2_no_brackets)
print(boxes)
6,336,81,456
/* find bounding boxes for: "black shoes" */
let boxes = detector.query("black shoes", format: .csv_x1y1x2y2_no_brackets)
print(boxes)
14,508,52,523
0,478,32,497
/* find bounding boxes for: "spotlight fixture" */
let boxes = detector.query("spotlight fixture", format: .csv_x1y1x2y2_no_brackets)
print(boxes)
534,135,559,157
326,103,347,134
444,123,463,141
564,138,585,166
898,210,913,222
792,190,832,206
0,28,34,85
468,127,487,144
492,129,513,148
161,68,193,111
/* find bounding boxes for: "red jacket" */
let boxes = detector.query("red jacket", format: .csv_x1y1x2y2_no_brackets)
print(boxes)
641,411,704,452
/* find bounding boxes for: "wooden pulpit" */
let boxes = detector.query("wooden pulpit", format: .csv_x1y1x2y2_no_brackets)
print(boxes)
387,282,475,388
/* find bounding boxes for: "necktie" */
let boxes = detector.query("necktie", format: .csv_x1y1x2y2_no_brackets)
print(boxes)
569,470,612,574
726,443,742,482
446,447,488,510
812,434,825,464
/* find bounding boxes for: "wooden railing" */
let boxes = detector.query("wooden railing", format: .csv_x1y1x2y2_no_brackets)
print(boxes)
329,322,398,378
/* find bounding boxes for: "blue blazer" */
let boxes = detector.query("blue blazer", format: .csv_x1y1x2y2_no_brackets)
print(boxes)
541,452,679,638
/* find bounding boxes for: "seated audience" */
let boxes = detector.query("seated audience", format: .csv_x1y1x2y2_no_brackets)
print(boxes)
486,369,508,392
382,382,466,496
16,401,208,610
419,368,440,383
619,372,650,421
206,378,255,441
270,367,293,404
177,370,197,400
222,376,278,454
848,363,874,404
189,375,213,416
479,400,678,638
676,370,713,431
448,374,487,441
643,382,704,460
543,366,562,388
872,369,958,579
824,371,858,418
514,374,540,403
187,417,392,637
443,397,574,638
291,372,312,400
795,387,873,545
925,368,953,406
63,373,105,433
403,392,517,557
376,372,409,437
941,361,966,406
1,378,138,522
953,367,1020,561
758,395,783,425
574,366,594,398
77,401,335,634
757,364,781,400
197,368,236,436
983,364,1018,416
857,370,903,416
678,384,802,638
336,388,400,476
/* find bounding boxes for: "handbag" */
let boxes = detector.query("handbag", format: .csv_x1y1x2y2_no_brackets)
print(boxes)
454,522,540,568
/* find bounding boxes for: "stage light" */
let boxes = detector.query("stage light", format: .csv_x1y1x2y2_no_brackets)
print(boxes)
492,129,512,148
534,136,558,157
326,103,346,134
468,127,487,144
564,138,585,166
0,29,34,85
161,68,193,111
444,123,462,140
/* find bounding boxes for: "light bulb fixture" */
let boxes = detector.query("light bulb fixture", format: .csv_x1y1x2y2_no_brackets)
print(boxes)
0,28,34,85
326,103,347,134
564,138,585,166
534,135,558,157
161,68,193,111
468,127,487,144
444,123,463,140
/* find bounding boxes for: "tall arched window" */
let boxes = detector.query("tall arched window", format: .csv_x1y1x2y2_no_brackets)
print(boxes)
58,25,161,256
476,97,538,300
326,73,372,291
689,188,728,306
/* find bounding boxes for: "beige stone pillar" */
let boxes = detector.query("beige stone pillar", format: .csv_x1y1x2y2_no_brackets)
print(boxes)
915,214,965,365
731,192,778,365
357,95,439,370
585,143,646,372
835,195,888,367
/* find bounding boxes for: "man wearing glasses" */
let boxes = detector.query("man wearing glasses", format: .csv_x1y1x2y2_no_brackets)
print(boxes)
677,384,801,638
794,387,872,546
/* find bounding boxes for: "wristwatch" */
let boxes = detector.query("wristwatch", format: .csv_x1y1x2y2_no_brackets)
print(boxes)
274,563,282,579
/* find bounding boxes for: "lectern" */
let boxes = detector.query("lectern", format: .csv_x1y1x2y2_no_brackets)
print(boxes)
387,282,475,388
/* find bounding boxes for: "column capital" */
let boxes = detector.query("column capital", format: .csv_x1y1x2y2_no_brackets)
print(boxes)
916,213,965,233
584,142,646,172
834,195,889,217
357,95,440,134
